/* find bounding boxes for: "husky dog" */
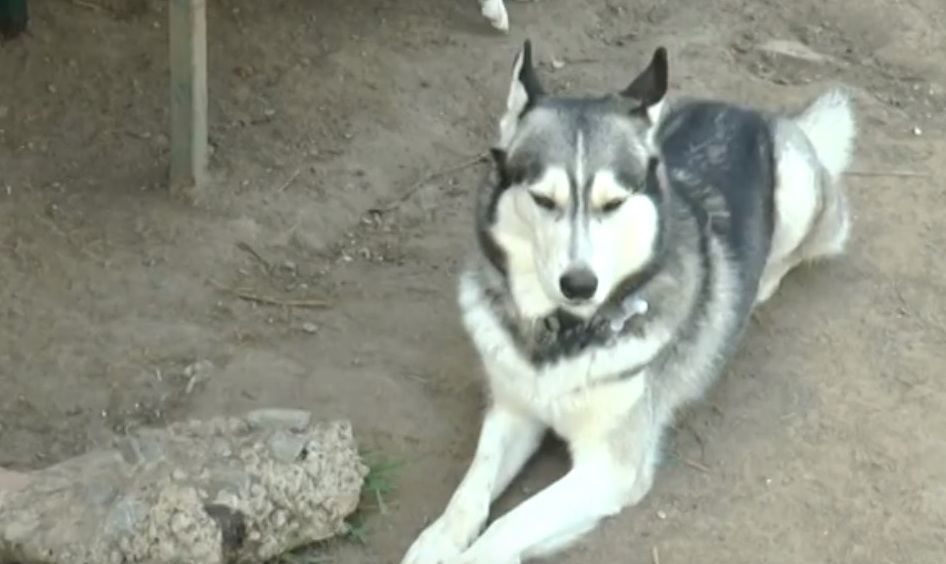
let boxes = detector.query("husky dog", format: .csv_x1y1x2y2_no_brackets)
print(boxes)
402,41,855,564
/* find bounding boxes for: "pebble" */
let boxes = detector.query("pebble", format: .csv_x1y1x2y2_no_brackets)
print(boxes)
104,496,148,535
913,126,922,136
184,359,213,378
267,430,308,462
302,322,319,334
245,408,312,432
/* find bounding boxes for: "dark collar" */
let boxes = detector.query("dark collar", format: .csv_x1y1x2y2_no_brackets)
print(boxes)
528,290,651,365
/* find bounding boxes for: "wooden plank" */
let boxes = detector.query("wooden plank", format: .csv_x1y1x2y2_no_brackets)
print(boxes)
168,0,208,200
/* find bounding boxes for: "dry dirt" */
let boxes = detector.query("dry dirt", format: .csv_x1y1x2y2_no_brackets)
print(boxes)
1,0,945,562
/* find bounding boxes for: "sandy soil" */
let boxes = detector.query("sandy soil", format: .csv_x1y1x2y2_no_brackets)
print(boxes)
1,0,945,562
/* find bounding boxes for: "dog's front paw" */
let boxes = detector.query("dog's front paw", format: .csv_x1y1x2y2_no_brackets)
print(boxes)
401,518,469,564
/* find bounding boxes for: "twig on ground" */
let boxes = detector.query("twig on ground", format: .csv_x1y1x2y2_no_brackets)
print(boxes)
846,169,927,178
208,279,330,309
681,458,711,473
236,241,274,274
370,151,489,213
679,420,707,463
277,169,302,193
564,57,601,65
68,0,103,10
33,213,106,265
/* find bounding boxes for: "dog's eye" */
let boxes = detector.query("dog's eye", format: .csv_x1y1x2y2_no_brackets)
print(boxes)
600,199,626,213
530,193,557,211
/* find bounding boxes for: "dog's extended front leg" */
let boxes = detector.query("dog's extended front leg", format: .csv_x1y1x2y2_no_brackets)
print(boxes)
456,408,661,564
401,404,546,564
452,452,627,564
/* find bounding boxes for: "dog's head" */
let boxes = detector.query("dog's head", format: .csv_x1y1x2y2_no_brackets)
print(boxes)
481,42,671,319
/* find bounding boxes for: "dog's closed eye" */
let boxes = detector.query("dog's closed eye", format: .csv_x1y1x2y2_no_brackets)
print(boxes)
600,198,626,213
530,192,557,211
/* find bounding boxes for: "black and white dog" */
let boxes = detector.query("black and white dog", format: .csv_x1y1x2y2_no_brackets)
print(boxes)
402,42,855,564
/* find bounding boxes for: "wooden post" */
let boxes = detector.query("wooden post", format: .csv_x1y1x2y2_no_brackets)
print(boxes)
168,0,208,201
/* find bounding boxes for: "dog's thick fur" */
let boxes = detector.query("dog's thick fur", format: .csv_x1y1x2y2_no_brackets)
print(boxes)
401,42,856,564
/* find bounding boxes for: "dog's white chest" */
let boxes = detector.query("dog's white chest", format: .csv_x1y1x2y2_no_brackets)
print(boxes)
490,357,647,443
459,272,650,442
468,320,646,443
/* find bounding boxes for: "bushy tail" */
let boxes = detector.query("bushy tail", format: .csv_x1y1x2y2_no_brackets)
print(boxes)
792,88,856,182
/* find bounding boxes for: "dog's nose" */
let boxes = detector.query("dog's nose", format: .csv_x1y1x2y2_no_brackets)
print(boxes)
559,267,598,301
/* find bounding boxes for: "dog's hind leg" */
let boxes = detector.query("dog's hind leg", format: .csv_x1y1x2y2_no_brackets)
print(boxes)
789,88,855,264
401,405,545,564
757,142,823,305
757,170,850,305
758,89,855,305
794,172,850,263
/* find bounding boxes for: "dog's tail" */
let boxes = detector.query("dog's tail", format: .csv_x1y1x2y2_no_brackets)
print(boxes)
792,88,856,181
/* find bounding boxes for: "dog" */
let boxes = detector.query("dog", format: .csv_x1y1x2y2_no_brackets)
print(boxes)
401,41,856,564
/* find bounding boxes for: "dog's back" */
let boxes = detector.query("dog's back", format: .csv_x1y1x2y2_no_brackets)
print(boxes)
658,100,778,315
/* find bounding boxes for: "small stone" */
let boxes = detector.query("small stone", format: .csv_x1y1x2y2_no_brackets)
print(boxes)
302,322,319,334
264,108,276,118
273,509,288,528
245,408,312,431
104,496,148,536
267,431,307,462
47,84,57,93
169,511,190,534
184,359,213,378
913,126,922,136
656,510,667,519
550,57,565,70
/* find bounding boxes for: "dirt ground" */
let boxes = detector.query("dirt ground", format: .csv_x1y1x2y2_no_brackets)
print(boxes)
1,0,945,562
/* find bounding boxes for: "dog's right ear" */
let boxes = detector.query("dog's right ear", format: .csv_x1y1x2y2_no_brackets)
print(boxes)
497,39,545,149
621,47,669,125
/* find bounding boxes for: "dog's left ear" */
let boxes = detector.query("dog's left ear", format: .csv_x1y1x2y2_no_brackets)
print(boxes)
497,39,545,149
621,47,669,125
